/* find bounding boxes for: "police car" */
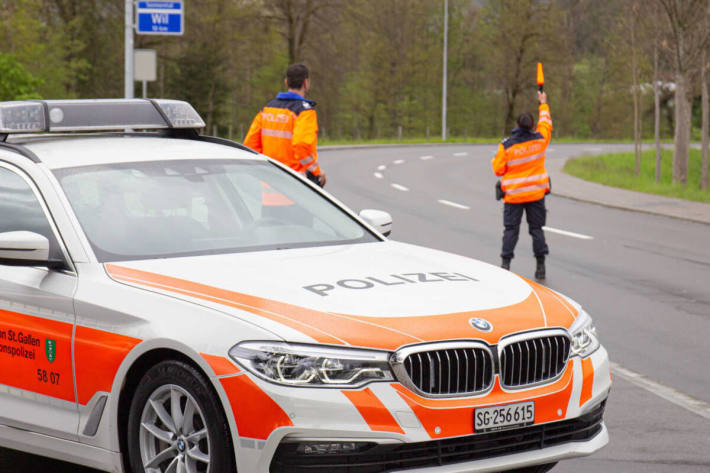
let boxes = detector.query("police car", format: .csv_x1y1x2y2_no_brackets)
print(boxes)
0,99,610,473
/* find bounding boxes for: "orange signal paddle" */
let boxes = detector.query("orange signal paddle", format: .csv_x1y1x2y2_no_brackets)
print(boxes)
537,62,545,92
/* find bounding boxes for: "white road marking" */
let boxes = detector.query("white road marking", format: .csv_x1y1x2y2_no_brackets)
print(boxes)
453,152,468,156
374,172,384,179
547,148,555,153
611,362,710,421
585,147,603,152
542,226,594,240
377,165,387,171
420,155,434,160
391,183,409,191
393,159,405,165
438,199,470,210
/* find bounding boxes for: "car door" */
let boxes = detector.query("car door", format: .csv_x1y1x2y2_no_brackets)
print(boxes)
0,161,78,440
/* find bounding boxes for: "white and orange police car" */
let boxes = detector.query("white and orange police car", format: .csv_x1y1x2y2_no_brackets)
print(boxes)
0,99,610,473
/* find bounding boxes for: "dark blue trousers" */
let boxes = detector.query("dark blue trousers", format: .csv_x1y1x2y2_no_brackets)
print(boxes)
501,198,549,260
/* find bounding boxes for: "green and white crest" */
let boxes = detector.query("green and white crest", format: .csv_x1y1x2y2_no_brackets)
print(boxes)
45,339,56,363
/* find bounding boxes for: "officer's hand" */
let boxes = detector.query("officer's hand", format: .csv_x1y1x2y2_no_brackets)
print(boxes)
318,173,327,187
538,91,547,104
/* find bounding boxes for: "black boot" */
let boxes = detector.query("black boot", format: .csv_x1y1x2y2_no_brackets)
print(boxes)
501,258,511,270
535,256,546,280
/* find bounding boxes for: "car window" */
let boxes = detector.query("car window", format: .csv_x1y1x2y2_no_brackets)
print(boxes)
0,165,62,258
54,159,377,262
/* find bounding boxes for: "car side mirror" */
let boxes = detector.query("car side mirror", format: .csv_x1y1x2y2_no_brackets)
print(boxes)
359,209,392,237
0,231,53,267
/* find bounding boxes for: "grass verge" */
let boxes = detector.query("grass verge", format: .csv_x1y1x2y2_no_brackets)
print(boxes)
564,148,710,203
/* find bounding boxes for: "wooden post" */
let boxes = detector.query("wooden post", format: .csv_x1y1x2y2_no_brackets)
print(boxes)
654,42,661,183
702,49,709,190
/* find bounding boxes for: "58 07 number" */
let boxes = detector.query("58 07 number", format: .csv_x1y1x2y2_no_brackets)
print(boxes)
37,369,60,385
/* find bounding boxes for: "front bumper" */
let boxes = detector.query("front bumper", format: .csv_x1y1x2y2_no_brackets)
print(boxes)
271,400,607,472
224,346,611,473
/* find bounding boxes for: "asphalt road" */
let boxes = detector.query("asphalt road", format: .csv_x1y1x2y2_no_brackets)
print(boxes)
2,143,709,472
318,144,710,472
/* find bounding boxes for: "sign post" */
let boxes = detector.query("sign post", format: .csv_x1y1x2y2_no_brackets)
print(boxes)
125,0,134,98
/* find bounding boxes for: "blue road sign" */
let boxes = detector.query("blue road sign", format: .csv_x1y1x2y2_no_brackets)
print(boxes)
136,1,184,35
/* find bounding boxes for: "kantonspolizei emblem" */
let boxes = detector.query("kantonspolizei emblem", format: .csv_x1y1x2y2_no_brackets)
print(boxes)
469,318,493,332
45,339,56,363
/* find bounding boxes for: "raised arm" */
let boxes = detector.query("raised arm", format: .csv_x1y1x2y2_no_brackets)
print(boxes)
536,91,552,144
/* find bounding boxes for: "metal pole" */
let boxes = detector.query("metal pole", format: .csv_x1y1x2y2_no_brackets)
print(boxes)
143,80,147,98
125,0,134,98
442,0,448,141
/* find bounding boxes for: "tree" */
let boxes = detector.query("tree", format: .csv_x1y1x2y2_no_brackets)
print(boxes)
0,53,42,100
656,0,710,185
630,1,641,175
482,0,572,134
0,0,89,99
265,0,342,64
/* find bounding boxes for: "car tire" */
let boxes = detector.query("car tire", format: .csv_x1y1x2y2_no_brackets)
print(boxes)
126,360,235,473
506,463,558,473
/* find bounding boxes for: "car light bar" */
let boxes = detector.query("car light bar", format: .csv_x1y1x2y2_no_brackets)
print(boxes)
0,99,205,134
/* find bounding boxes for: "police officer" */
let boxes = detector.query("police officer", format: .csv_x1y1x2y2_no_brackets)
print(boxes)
492,91,552,279
244,63,326,187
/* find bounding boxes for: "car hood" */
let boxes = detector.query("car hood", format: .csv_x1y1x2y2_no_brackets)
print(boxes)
104,241,579,350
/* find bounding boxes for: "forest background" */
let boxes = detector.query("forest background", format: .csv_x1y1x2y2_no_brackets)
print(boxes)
0,1,709,160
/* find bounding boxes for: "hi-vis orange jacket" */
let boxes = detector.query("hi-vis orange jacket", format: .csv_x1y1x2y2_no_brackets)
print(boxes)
244,92,322,177
492,103,553,204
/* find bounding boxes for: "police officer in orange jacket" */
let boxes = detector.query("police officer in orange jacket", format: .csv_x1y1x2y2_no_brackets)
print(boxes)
244,63,326,187
492,91,552,279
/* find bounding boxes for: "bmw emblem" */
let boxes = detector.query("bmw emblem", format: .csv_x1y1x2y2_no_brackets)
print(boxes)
469,318,493,332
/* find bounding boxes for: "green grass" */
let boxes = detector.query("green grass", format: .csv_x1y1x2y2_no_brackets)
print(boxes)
564,148,710,203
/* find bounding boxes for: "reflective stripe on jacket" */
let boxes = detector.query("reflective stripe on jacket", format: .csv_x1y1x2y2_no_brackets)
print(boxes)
491,104,553,204
243,92,322,176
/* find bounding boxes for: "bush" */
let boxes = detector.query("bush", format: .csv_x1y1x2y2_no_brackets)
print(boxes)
0,53,42,101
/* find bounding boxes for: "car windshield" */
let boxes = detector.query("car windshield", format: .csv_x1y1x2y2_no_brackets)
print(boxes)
54,159,377,262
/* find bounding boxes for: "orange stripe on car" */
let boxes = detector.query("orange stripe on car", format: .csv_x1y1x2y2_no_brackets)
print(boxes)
525,279,578,328
342,388,404,434
345,292,547,345
0,308,75,402
0,308,140,406
220,374,293,440
106,264,348,346
105,264,418,348
74,326,141,405
201,353,241,377
579,357,595,407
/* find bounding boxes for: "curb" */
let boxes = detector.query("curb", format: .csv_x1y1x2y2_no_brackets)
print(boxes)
550,191,710,226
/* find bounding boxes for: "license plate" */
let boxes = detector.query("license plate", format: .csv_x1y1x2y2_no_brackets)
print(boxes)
474,401,534,433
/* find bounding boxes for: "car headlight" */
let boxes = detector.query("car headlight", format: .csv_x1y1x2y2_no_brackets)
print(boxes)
229,341,394,388
568,309,600,358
